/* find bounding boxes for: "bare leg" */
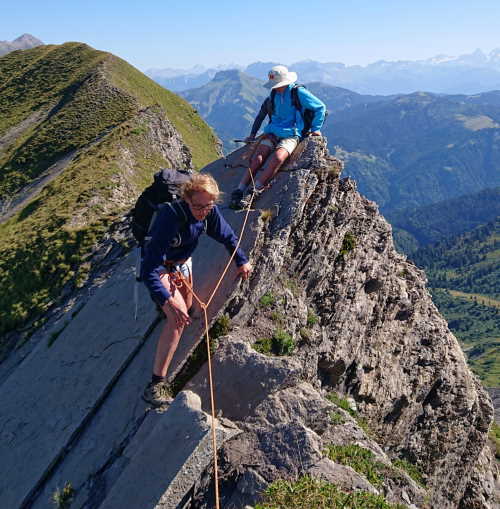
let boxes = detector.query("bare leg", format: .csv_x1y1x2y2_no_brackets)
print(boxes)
257,147,289,187
153,274,189,377
183,270,193,312
239,144,272,188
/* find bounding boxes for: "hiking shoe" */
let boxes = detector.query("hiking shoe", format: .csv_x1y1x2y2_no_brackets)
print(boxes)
229,189,245,210
241,187,265,208
142,381,173,407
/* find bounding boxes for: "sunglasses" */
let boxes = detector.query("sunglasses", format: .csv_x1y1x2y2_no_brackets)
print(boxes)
190,200,215,211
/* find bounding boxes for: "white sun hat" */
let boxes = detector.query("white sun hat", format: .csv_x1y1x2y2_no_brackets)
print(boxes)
264,65,298,89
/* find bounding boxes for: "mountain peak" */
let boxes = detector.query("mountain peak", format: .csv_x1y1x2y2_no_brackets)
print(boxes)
0,33,43,56
213,69,246,81
13,33,43,44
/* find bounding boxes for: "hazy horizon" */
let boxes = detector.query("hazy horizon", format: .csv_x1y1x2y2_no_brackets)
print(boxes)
2,0,500,71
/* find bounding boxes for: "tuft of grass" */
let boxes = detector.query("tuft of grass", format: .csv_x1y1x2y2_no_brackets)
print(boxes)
325,444,386,488
273,329,295,355
255,475,407,509
283,276,300,297
253,329,296,356
336,232,357,263
259,292,276,308
253,337,273,355
270,310,284,324
326,392,357,417
326,392,376,437
356,416,375,438
299,327,312,341
209,314,231,339
330,411,345,425
393,458,426,487
51,481,74,508
306,308,319,326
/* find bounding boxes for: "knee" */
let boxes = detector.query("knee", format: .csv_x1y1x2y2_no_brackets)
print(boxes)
251,155,263,167
277,151,289,163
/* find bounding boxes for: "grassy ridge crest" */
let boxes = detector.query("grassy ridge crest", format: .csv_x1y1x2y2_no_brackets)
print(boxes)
0,43,220,351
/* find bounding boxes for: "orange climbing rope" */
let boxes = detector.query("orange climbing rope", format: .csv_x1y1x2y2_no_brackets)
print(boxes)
174,160,258,509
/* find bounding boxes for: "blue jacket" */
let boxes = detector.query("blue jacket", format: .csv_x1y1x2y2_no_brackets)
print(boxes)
142,201,248,305
250,83,326,139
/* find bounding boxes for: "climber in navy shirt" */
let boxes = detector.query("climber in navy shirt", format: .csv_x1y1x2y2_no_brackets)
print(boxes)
141,173,251,406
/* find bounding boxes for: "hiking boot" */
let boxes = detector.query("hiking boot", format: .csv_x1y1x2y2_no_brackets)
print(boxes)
229,189,244,210
241,187,265,208
142,381,173,406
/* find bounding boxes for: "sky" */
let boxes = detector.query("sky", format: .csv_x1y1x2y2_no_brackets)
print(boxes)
2,0,500,71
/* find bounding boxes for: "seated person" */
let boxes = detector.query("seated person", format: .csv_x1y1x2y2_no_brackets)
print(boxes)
230,65,326,209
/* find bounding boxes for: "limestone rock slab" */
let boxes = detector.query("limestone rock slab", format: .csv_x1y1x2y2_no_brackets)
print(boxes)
99,391,240,509
0,251,157,509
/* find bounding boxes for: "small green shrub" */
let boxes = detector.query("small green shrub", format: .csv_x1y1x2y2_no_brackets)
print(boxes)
209,314,231,339
299,327,312,341
325,444,386,488
259,292,276,308
330,411,345,425
393,458,426,487
52,481,74,508
326,392,357,417
253,337,273,355
253,329,295,356
272,329,295,355
356,416,375,438
283,277,300,296
336,232,357,262
306,309,318,326
255,475,406,509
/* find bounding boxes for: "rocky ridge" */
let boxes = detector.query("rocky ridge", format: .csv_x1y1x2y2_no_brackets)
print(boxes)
0,138,497,508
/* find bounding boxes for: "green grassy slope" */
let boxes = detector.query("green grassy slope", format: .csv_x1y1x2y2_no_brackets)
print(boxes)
411,219,500,386
412,218,499,299
0,43,219,352
431,289,499,387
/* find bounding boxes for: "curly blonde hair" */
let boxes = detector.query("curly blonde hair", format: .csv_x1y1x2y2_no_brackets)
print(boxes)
181,173,222,203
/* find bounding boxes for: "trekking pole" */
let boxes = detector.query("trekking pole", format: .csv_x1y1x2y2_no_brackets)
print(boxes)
232,139,257,143
134,245,142,321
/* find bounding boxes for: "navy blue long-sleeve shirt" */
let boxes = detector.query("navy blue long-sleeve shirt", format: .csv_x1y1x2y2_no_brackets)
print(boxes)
141,201,249,306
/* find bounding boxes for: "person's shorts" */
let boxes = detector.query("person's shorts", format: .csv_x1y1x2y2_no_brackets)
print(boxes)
260,135,300,155
159,257,192,280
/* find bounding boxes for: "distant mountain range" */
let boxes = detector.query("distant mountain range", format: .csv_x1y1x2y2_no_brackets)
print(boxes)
148,48,500,94
329,89,500,211
179,70,500,212
0,34,43,56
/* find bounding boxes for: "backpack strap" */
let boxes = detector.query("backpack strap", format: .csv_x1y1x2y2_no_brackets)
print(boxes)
291,84,304,112
268,90,276,119
168,200,188,227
